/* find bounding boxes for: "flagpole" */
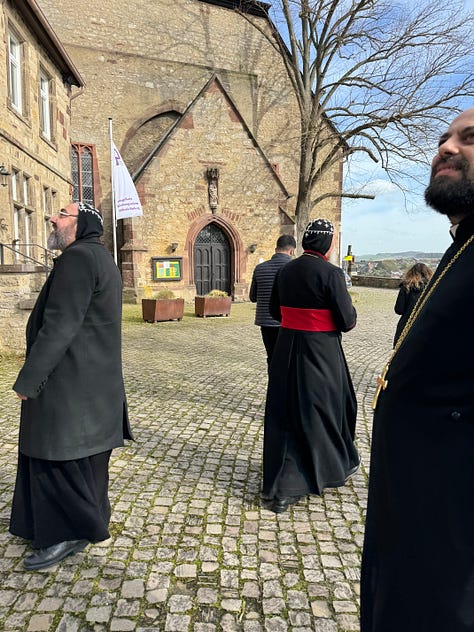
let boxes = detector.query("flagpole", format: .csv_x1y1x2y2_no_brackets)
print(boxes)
108,117,118,265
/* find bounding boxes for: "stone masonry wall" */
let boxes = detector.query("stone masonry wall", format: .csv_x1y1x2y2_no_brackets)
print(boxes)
351,275,401,290
0,2,74,254
0,268,45,354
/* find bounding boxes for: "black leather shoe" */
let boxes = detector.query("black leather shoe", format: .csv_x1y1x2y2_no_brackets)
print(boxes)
23,539,89,570
270,496,301,514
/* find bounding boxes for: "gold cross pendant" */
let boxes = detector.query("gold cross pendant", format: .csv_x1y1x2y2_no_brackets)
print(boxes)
372,362,390,411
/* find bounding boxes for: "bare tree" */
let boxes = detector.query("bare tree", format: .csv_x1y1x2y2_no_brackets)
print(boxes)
242,0,474,240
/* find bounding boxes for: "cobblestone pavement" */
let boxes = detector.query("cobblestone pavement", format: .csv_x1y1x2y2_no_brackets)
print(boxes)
0,287,399,632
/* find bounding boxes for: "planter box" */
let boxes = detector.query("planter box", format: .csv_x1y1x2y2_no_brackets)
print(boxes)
142,298,184,322
194,296,232,317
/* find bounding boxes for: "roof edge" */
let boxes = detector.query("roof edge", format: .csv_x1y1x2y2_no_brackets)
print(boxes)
14,0,84,87
199,0,270,18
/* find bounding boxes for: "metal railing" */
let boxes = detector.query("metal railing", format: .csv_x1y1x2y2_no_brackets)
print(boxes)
0,242,55,271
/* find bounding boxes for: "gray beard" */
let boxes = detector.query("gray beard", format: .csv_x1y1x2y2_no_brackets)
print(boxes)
47,230,68,251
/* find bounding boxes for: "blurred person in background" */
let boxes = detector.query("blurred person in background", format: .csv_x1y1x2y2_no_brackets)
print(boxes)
249,234,296,366
393,262,433,345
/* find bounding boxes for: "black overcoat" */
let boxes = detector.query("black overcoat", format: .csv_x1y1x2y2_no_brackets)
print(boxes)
393,283,425,346
263,254,359,497
13,236,132,461
361,215,474,632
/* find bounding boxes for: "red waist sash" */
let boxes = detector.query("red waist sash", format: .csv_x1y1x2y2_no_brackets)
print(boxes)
280,306,337,331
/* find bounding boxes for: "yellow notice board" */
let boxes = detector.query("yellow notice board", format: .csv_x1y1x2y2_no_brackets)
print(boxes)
152,258,182,281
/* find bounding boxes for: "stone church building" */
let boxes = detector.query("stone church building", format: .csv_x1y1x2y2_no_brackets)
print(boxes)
15,0,343,301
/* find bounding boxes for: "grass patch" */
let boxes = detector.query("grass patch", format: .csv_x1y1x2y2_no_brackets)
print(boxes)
122,303,143,324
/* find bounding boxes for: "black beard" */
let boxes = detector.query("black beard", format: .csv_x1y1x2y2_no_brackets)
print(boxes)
424,161,474,217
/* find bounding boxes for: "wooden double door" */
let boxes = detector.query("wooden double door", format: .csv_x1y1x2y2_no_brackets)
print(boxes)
194,223,231,296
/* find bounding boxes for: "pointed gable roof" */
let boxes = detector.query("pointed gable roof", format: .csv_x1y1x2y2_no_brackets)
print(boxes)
132,73,290,199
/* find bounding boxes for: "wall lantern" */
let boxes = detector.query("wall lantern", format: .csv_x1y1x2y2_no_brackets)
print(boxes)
248,243,257,253
0,163,10,187
170,242,178,252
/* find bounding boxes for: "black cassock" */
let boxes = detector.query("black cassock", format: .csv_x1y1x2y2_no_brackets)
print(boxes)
10,451,111,548
361,214,474,632
263,253,359,499
10,227,131,549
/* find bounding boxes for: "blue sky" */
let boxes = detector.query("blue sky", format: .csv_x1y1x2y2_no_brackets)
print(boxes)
338,0,474,256
341,163,454,257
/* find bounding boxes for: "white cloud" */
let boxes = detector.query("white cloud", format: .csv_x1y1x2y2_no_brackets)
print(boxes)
341,188,451,256
353,179,399,196
341,139,449,256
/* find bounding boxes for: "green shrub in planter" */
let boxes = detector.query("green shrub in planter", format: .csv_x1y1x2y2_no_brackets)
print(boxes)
142,288,184,322
195,290,232,317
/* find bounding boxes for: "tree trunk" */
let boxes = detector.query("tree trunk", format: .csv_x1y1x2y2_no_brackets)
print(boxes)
295,132,314,251
295,191,313,253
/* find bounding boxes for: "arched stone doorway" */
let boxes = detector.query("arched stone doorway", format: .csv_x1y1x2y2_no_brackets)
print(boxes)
194,223,231,296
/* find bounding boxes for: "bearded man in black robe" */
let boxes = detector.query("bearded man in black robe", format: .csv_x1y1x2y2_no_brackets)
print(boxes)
361,109,474,631
262,218,359,514
10,201,132,570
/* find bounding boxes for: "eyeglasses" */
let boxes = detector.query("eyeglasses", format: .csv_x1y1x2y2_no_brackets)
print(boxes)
57,209,79,218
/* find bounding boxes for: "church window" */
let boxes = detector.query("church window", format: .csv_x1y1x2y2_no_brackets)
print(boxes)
71,144,96,206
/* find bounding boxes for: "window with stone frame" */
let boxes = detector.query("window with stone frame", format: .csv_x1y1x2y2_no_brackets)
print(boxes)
11,169,35,259
71,144,96,207
42,185,57,241
39,68,54,141
7,28,25,116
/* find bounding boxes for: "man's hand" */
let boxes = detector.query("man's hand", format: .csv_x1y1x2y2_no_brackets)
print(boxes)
15,392,28,401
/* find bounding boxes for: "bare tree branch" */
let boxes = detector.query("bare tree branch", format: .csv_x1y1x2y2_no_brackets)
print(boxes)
311,191,376,209
239,0,474,240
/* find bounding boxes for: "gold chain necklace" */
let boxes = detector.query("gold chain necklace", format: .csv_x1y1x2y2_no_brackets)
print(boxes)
372,233,474,410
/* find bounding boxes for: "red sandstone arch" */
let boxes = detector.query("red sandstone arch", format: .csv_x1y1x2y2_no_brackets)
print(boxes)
122,102,187,150
185,214,244,293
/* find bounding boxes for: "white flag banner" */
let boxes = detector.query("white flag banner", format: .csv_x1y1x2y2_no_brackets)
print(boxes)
111,141,143,220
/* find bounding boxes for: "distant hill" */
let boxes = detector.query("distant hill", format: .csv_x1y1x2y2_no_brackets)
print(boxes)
358,251,443,261
352,252,443,279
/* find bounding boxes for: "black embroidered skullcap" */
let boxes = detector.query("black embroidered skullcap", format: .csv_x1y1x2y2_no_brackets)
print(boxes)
76,202,104,240
302,218,334,254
